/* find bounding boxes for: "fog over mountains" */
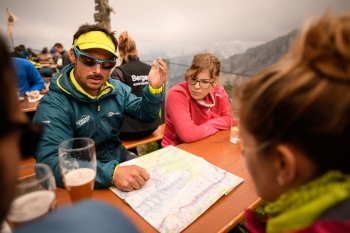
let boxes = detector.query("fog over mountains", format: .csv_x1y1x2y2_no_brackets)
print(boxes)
141,29,298,88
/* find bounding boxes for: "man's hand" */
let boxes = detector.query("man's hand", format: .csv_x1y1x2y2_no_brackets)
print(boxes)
113,165,150,192
148,57,167,89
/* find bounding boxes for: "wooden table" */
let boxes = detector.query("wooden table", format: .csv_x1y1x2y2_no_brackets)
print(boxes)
55,130,262,233
20,96,40,113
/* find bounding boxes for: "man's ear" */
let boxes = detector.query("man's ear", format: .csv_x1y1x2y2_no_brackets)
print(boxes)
274,144,297,187
68,48,76,63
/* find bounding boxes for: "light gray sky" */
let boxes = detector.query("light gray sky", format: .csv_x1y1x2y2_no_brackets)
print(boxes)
1,0,350,58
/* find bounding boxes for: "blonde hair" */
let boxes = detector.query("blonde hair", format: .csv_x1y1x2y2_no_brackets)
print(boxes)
118,31,138,62
185,53,221,84
236,12,350,174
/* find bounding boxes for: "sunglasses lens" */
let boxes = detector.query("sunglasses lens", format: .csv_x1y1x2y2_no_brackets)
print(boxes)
79,53,97,67
101,61,116,69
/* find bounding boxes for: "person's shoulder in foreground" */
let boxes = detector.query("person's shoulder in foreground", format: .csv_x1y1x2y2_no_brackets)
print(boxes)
238,11,350,233
15,200,140,233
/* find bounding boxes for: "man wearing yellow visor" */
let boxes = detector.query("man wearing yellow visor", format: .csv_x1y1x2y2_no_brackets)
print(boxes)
33,23,167,192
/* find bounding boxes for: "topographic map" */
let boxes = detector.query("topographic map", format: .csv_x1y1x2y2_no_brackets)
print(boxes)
110,146,244,233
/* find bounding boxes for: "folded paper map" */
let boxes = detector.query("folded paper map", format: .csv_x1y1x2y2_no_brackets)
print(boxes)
110,146,244,233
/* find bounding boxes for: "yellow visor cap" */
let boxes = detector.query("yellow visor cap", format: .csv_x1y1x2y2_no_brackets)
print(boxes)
73,31,117,57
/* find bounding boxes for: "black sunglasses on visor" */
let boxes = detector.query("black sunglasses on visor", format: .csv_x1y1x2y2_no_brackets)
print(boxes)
73,46,117,70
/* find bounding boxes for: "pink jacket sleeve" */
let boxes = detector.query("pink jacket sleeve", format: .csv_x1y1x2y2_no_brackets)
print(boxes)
201,92,232,130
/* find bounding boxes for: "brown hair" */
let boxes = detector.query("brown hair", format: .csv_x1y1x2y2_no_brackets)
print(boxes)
118,31,138,62
185,53,221,84
72,23,118,51
236,12,350,175
0,34,25,222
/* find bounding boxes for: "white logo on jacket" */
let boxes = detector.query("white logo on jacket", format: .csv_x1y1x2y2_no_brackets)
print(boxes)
76,115,90,126
109,112,120,116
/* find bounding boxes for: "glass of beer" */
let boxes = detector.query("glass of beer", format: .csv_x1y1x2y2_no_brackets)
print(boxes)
6,163,56,229
58,138,96,203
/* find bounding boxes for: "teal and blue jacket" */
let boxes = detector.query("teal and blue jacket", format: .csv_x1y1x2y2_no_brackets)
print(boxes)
33,64,163,188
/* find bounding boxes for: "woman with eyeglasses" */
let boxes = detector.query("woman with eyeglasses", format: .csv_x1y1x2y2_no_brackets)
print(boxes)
161,53,232,147
237,13,350,233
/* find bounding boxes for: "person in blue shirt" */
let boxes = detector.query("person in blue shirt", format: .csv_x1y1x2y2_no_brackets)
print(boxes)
12,57,44,96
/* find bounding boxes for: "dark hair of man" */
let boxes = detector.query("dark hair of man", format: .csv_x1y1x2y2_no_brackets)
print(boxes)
14,46,22,53
72,23,118,49
53,43,63,48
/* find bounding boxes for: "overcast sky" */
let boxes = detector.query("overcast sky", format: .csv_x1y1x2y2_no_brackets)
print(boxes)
1,0,350,58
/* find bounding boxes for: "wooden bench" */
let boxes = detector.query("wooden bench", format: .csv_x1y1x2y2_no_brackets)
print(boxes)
19,124,166,169
121,123,165,149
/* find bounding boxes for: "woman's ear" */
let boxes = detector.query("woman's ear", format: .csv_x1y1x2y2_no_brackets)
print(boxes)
69,48,76,63
212,79,218,87
274,144,297,187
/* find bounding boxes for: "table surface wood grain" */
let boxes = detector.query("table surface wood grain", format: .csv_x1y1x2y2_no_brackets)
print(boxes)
53,130,261,233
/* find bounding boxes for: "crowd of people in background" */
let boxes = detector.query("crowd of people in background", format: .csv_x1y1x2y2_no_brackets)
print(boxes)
9,42,72,96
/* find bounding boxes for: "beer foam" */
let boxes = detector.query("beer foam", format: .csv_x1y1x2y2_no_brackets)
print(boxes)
7,190,55,223
65,168,96,186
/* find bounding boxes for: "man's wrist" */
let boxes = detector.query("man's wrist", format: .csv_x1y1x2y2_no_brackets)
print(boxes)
112,164,120,184
148,85,163,94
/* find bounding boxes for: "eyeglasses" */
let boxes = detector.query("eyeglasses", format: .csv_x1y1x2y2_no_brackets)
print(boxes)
73,46,116,70
189,77,213,88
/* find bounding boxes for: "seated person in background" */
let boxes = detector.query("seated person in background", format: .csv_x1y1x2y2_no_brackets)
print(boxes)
237,12,350,233
33,23,167,191
52,43,72,71
10,46,23,58
41,47,49,54
12,57,44,96
27,47,37,57
27,47,38,61
161,53,232,147
111,31,162,145
50,46,56,54
19,44,28,59
0,34,139,233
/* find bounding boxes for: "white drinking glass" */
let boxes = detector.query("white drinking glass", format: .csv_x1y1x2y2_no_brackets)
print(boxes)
230,111,240,143
58,138,96,203
6,163,56,230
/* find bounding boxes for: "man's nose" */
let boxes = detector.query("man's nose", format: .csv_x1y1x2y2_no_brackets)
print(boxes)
195,81,201,88
93,63,102,74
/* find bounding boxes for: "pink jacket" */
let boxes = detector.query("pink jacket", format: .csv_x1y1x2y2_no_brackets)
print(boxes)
161,81,232,147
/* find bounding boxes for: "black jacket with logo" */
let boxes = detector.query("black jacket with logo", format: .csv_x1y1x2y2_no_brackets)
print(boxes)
111,58,162,140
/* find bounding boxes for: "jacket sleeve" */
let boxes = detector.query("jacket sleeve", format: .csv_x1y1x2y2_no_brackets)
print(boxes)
27,61,44,92
201,94,232,130
165,89,222,143
33,94,118,188
122,84,163,123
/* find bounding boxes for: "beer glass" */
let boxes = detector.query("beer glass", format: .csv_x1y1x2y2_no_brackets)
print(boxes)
6,163,56,229
58,138,96,203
